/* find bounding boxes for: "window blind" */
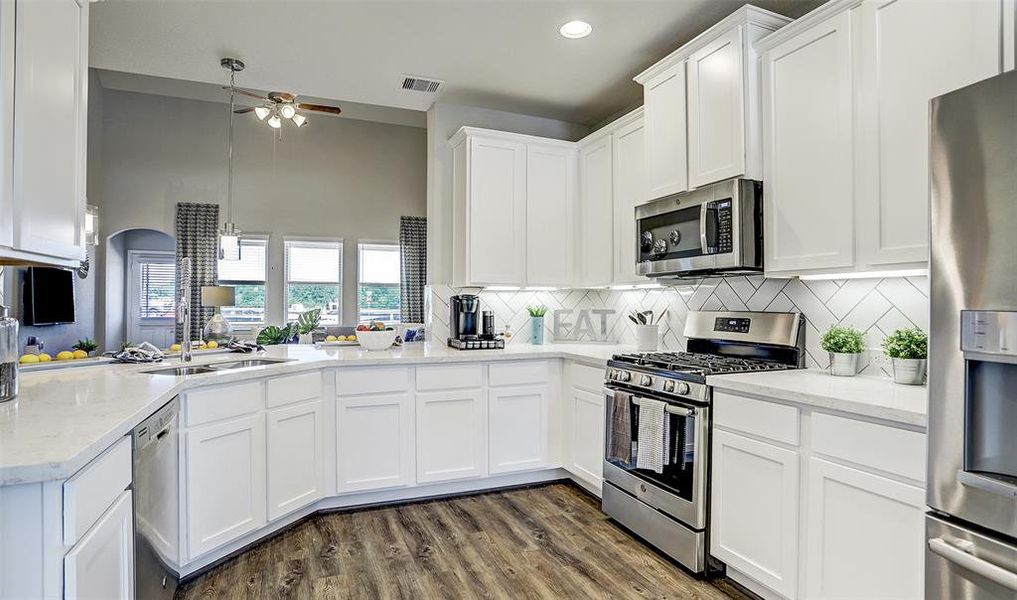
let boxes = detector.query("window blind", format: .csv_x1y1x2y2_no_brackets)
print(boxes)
285,240,342,283
138,261,176,319
358,243,400,284
218,238,268,283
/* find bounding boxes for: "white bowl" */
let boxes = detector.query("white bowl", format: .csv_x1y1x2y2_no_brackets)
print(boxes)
356,329,397,351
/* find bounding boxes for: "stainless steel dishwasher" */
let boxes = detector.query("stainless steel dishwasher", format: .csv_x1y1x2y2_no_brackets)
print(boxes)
132,397,180,600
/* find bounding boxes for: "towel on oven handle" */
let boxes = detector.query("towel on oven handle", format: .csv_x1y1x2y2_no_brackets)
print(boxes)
636,398,670,474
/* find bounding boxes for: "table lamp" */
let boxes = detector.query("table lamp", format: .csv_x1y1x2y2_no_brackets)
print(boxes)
201,285,236,342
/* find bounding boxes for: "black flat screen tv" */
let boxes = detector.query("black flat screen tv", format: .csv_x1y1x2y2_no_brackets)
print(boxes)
23,267,76,326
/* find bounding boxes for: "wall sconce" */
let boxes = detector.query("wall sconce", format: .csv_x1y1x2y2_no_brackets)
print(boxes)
85,204,99,246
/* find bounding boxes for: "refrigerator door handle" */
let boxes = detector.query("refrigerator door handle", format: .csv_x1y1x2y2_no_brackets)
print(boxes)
957,470,1017,499
928,537,1017,591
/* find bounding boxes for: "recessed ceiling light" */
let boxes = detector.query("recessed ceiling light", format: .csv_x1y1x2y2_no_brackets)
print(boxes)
559,20,592,39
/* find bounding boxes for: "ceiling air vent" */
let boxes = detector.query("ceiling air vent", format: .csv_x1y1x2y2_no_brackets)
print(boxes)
400,75,444,94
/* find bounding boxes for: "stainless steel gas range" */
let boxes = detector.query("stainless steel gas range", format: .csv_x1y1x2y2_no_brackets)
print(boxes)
602,311,805,574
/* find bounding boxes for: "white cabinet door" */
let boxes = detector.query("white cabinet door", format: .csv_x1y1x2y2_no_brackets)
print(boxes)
467,136,527,285
643,61,688,200
762,11,854,275
568,388,605,489
488,385,548,474
711,429,799,599
856,0,1002,268
0,0,14,250
266,400,324,521
612,116,646,285
688,25,745,188
184,414,267,560
578,134,613,287
526,143,576,286
64,489,133,600
804,458,925,599
416,390,487,483
12,0,86,261
337,392,415,493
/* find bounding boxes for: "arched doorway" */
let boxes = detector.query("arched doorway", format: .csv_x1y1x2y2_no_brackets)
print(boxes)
104,228,176,349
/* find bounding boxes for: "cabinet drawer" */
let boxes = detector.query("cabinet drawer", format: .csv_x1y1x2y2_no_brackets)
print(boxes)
812,412,926,482
338,367,410,395
570,362,605,393
63,436,132,546
714,391,800,446
416,364,483,391
489,361,549,387
266,371,322,408
184,381,264,427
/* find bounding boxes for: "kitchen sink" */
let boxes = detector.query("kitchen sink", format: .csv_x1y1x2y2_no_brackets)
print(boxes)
143,365,218,376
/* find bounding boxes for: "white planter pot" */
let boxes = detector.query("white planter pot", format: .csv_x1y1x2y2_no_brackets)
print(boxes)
298,332,314,345
891,358,927,385
829,352,860,377
635,324,659,352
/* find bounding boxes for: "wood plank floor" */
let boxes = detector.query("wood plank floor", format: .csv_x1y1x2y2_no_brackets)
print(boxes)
176,483,748,600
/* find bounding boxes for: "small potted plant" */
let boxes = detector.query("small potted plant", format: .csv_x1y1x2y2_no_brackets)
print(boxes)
882,327,928,385
821,325,865,377
296,309,322,344
74,338,99,358
527,306,547,345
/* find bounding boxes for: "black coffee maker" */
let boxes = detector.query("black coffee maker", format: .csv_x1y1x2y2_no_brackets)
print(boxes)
448,294,504,350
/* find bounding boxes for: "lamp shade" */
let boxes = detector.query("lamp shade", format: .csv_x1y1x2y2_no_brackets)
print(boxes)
200,285,236,307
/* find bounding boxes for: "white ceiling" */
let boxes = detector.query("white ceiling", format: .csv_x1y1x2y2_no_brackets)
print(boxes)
90,0,825,127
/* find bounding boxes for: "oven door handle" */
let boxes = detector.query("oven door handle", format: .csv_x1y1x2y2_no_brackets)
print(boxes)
928,537,1017,591
630,395,696,417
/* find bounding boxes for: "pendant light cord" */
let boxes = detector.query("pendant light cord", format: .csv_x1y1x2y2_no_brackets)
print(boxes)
225,69,236,225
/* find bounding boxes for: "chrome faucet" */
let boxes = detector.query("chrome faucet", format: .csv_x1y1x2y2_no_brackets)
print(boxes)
177,257,192,362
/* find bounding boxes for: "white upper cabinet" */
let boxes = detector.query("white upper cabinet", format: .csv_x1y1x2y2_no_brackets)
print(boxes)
526,144,576,286
611,113,646,285
641,62,688,200
577,133,614,287
760,0,1007,277
5,0,88,264
688,26,746,188
451,128,576,287
855,0,1003,268
761,11,855,274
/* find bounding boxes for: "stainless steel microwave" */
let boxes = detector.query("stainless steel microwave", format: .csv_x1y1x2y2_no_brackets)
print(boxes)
635,179,762,278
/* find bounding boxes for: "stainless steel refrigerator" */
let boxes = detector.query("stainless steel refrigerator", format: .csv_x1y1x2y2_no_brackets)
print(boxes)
927,70,1017,598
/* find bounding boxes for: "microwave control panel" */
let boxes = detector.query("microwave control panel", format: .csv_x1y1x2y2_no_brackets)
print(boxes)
712,199,733,253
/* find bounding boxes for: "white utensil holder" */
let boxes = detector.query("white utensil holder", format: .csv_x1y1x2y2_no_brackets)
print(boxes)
635,324,659,352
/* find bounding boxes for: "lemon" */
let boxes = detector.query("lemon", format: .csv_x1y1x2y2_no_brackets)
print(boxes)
199,342,208,349
72,349,88,359
169,343,181,352
325,335,337,342
207,341,218,349
56,351,75,361
19,354,40,364
38,353,51,362
347,335,357,342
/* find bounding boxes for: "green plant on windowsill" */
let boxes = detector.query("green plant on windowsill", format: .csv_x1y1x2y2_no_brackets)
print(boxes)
297,308,322,335
256,323,298,346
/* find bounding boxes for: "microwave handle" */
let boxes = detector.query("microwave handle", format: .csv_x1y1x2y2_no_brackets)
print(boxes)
700,203,709,253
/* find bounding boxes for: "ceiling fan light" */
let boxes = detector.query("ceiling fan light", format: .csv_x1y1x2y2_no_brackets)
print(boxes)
291,113,307,127
280,104,296,119
253,106,270,120
267,114,282,129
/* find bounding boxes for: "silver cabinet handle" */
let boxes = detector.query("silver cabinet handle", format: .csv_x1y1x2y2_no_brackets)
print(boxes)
928,537,1017,592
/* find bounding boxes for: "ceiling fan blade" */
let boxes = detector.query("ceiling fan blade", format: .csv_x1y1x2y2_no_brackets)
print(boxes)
233,106,256,114
269,91,297,103
221,85,270,101
297,103,342,115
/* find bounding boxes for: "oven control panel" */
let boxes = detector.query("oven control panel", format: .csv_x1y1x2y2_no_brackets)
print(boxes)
714,317,751,334
605,366,708,403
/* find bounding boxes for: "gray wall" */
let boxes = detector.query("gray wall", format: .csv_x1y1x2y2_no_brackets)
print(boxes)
93,87,427,330
426,102,590,284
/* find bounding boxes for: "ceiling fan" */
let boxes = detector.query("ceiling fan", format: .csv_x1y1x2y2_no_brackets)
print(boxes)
220,57,341,129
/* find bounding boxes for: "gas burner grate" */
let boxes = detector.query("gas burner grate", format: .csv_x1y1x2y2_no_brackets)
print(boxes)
611,351,794,376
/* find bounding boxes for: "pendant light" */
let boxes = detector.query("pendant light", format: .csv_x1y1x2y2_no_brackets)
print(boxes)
219,57,244,261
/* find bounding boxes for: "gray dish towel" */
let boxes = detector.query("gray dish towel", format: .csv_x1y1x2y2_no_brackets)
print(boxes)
608,390,633,465
636,398,669,474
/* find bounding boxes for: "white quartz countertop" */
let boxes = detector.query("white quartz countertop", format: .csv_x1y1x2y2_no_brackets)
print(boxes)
0,342,620,486
707,369,928,429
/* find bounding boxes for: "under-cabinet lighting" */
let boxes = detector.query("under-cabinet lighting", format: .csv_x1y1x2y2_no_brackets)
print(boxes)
798,268,928,281
525,286,558,291
486,286,520,291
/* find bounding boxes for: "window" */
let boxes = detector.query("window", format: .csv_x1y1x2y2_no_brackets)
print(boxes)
285,239,342,324
358,242,400,325
218,237,268,325
135,254,175,320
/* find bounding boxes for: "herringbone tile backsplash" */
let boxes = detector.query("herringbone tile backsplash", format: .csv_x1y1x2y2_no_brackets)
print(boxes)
426,275,929,375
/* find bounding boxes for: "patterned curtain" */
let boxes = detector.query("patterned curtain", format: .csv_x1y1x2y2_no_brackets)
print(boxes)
399,216,427,323
175,203,219,341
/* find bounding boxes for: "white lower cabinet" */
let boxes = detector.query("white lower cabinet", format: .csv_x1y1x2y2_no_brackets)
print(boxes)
266,400,325,520
711,428,800,599
568,388,605,490
804,458,925,600
184,414,267,560
337,392,415,493
416,390,487,483
488,385,548,474
64,489,134,600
